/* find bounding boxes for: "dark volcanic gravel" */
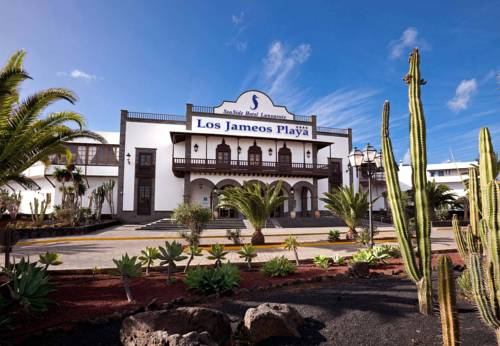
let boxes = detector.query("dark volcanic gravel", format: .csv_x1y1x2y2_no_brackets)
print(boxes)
20,275,496,346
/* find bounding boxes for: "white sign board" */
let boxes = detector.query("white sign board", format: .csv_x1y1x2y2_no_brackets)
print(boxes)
214,91,294,120
192,115,312,140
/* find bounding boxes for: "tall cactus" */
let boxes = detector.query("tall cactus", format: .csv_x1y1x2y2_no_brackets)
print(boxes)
438,255,460,346
452,128,500,345
29,194,51,227
381,48,432,315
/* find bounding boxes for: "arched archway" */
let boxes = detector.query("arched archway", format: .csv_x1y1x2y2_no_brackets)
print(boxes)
189,178,215,210
215,179,241,218
270,180,293,217
292,181,315,217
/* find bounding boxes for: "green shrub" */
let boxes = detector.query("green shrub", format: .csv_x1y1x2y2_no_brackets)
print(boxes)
38,252,62,270
313,255,330,270
1,258,54,313
328,229,341,242
138,246,159,276
377,245,401,258
351,246,391,266
185,263,240,295
157,241,188,284
261,256,297,277
237,244,257,270
331,254,346,266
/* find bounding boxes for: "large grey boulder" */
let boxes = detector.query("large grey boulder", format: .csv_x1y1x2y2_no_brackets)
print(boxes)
120,307,231,346
243,303,304,343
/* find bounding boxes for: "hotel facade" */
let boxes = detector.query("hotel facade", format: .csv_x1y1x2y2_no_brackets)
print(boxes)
117,90,353,223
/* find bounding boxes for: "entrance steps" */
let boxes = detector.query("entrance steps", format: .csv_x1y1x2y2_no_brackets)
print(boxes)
137,218,247,231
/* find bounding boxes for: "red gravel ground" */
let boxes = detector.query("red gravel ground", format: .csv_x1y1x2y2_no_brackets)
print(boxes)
5,252,464,341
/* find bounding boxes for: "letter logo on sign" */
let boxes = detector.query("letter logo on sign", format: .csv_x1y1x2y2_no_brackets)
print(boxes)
250,94,259,110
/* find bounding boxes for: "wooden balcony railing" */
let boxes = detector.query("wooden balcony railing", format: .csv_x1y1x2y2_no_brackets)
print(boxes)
172,157,330,177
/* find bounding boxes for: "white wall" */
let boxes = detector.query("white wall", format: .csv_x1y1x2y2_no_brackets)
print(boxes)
122,121,185,212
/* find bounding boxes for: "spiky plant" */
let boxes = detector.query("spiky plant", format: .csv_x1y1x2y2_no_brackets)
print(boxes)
30,194,51,227
217,181,287,245
381,48,432,315
450,128,500,344
207,244,228,269
438,255,459,346
284,235,300,266
320,186,368,239
138,246,159,276
0,50,105,187
157,241,187,284
38,252,62,271
112,253,141,302
237,244,257,270
183,244,203,273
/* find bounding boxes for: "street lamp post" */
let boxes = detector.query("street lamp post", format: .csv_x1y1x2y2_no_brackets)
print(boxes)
348,144,383,248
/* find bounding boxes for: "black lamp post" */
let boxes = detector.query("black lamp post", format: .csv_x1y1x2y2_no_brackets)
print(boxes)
348,144,383,248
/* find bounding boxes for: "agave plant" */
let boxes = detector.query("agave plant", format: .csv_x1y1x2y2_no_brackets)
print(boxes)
38,252,62,270
183,244,203,273
313,255,330,270
0,50,105,188
112,253,142,302
207,244,228,269
1,257,55,313
217,181,287,244
157,241,187,284
138,247,159,276
237,244,257,270
331,254,346,266
284,235,300,265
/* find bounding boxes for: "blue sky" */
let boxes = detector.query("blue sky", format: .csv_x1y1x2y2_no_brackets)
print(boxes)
1,0,499,163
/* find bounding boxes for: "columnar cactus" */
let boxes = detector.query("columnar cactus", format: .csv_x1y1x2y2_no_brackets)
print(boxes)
438,255,460,346
381,48,432,315
451,128,500,345
29,194,51,227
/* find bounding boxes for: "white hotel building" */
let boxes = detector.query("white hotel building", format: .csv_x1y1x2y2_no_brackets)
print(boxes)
117,90,352,223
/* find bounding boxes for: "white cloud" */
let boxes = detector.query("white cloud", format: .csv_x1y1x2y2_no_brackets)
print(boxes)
232,12,244,25
57,69,98,81
262,41,311,96
447,79,477,112
389,27,428,59
402,148,411,165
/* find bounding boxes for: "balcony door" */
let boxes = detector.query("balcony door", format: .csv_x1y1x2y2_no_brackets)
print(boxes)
135,150,155,216
248,141,262,167
278,144,292,168
216,139,231,166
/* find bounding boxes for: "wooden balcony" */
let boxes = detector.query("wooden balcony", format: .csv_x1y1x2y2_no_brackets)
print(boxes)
172,157,329,178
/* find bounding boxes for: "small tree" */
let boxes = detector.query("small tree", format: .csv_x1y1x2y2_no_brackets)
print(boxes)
237,244,257,270
157,241,187,284
173,203,212,246
183,245,203,273
207,244,228,269
38,252,62,271
138,247,159,276
284,236,300,265
320,186,368,239
112,254,142,302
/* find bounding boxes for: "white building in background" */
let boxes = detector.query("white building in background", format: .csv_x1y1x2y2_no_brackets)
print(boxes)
6,132,119,215
117,90,353,223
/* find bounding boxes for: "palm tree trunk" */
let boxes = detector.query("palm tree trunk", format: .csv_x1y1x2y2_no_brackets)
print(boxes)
122,276,133,302
184,255,194,273
293,248,300,266
251,228,265,245
347,227,357,240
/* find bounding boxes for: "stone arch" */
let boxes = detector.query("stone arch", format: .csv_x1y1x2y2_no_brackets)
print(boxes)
270,180,293,217
214,178,241,218
292,181,315,217
189,178,216,210
243,179,266,188
215,179,241,189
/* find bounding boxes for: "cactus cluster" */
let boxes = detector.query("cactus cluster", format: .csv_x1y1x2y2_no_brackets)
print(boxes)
381,48,433,315
438,255,460,346
29,194,51,227
452,128,500,345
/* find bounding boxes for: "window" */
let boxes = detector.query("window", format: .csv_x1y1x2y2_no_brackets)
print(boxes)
138,152,153,167
137,178,152,215
247,141,262,166
278,143,292,167
216,139,231,165
329,160,343,191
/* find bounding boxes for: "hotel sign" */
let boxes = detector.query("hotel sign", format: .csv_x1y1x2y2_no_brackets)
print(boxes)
214,90,295,120
192,116,312,140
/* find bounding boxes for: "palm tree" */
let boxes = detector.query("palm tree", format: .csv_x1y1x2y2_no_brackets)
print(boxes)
407,180,458,220
284,236,300,265
217,181,287,244
320,186,369,239
0,50,105,187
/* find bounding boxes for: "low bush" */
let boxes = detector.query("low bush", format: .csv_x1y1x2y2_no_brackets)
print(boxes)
313,255,330,270
185,263,240,295
331,254,346,266
355,228,380,247
351,246,391,266
261,256,297,277
328,229,341,242
38,252,62,270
